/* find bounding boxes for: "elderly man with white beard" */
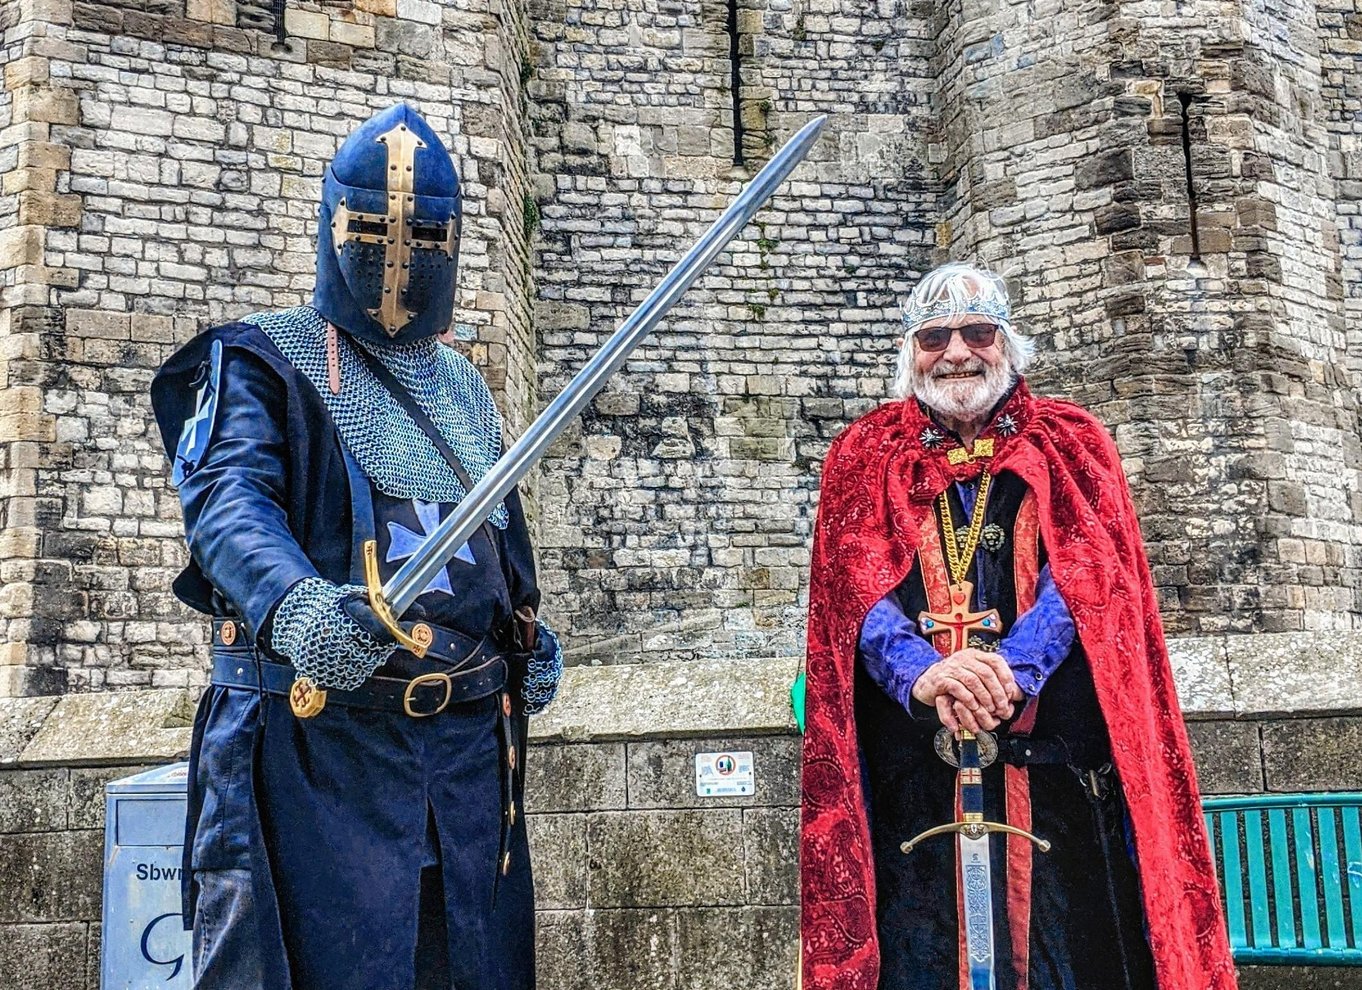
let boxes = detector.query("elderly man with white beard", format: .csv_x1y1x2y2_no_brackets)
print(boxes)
797,263,1235,990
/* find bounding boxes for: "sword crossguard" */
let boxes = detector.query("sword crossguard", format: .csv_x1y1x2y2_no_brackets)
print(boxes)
362,539,433,658
900,821,1052,856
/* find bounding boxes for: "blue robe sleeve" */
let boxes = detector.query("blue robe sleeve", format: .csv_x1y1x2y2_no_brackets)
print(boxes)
857,594,941,715
174,346,320,639
999,563,1075,697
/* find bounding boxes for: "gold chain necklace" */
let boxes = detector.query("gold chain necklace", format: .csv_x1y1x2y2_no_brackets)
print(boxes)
938,471,994,586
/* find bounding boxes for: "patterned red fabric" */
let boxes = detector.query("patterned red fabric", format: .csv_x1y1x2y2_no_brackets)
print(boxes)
800,381,1236,990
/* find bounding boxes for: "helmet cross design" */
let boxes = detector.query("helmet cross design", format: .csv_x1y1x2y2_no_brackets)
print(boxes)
314,105,463,345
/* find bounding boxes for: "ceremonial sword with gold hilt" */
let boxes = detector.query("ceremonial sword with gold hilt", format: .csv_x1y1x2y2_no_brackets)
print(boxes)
900,727,1051,990
356,115,829,660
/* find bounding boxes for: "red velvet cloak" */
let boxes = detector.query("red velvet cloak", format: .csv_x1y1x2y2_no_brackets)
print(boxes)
799,381,1237,990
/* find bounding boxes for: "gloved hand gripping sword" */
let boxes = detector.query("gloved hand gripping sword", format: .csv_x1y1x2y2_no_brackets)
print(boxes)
363,115,829,652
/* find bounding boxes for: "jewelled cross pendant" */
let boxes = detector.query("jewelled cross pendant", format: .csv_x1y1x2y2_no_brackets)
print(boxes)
918,580,1003,653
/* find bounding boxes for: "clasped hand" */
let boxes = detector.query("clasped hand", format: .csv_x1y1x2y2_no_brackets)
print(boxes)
910,648,1024,734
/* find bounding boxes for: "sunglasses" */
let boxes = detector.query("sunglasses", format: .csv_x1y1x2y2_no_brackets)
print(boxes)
913,323,999,353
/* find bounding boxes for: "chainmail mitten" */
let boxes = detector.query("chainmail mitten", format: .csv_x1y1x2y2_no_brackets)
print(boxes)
522,621,563,715
269,578,395,691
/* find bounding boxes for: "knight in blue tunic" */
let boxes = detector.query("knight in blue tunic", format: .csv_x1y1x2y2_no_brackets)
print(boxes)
150,104,563,990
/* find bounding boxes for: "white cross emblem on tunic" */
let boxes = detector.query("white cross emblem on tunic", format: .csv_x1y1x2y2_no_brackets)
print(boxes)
385,500,475,597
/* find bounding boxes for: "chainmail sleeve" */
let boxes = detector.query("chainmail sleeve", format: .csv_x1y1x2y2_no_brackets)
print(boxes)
522,620,563,715
269,578,395,691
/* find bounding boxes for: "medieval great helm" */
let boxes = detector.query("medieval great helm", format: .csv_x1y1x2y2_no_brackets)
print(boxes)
314,105,463,345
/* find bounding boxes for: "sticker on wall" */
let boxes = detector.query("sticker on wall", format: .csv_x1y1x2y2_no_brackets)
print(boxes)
694,751,755,797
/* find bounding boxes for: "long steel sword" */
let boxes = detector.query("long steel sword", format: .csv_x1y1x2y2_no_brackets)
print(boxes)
901,729,1051,990
364,114,829,652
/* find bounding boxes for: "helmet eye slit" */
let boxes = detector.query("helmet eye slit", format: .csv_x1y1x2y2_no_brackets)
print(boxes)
349,217,389,237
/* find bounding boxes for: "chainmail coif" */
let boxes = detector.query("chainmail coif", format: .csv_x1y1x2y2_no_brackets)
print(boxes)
244,306,509,529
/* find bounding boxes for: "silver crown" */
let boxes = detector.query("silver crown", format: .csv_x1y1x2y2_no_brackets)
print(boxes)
902,293,1011,332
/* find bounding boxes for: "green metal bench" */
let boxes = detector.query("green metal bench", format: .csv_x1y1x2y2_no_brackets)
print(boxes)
1203,793,1362,966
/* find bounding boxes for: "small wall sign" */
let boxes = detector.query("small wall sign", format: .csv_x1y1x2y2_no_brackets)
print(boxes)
695,750,755,797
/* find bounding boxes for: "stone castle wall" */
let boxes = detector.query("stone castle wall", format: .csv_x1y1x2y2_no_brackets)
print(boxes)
527,0,937,663
0,0,1358,693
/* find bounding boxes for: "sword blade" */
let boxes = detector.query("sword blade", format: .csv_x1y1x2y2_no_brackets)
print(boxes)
960,834,997,990
958,732,996,990
382,114,829,615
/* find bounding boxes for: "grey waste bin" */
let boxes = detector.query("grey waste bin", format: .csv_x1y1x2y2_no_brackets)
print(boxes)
101,763,193,990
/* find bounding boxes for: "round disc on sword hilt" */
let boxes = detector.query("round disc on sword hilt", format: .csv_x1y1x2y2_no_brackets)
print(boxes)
933,727,998,768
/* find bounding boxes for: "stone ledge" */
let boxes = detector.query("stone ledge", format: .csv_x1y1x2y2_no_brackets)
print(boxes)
2,631,1359,765
2,691,194,767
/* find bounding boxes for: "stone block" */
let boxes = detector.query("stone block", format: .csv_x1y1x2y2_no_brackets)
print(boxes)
330,20,374,47
586,810,745,907
0,922,88,990
12,87,79,126
1237,966,1362,989
1262,718,1362,792
0,769,68,832
1226,633,1362,717
742,807,798,905
524,742,625,813
0,226,45,270
4,56,50,89
537,908,678,990
530,657,798,743
307,40,354,69
18,191,82,228
185,0,233,22
676,907,798,990
1185,720,1262,794
1167,636,1234,716
0,698,58,765
376,18,435,56
626,736,799,809
525,813,586,909
20,690,193,765
0,385,54,443
395,0,440,23
0,830,102,922
283,6,327,38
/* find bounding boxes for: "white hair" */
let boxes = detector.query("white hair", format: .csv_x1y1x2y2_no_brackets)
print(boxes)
890,262,1035,400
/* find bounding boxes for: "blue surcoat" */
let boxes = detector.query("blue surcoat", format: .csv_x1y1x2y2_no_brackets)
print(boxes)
152,318,540,990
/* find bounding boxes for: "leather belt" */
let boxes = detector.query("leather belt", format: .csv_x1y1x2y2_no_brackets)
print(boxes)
209,617,508,716
211,616,489,671
212,652,508,715
995,735,1110,772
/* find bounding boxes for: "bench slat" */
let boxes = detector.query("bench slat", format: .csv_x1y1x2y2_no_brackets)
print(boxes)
1319,808,1346,948
1294,807,1323,950
1222,810,1247,946
1244,809,1273,947
1267,808,1297,949
1344,806,1362,949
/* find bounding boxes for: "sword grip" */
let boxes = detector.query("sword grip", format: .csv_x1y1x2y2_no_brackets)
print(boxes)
363,539,433,658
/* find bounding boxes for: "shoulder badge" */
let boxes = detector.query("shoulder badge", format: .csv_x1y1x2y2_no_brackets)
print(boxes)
172,339,224,487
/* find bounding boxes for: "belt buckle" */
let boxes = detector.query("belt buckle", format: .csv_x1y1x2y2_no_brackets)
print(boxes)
403,672,453,718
